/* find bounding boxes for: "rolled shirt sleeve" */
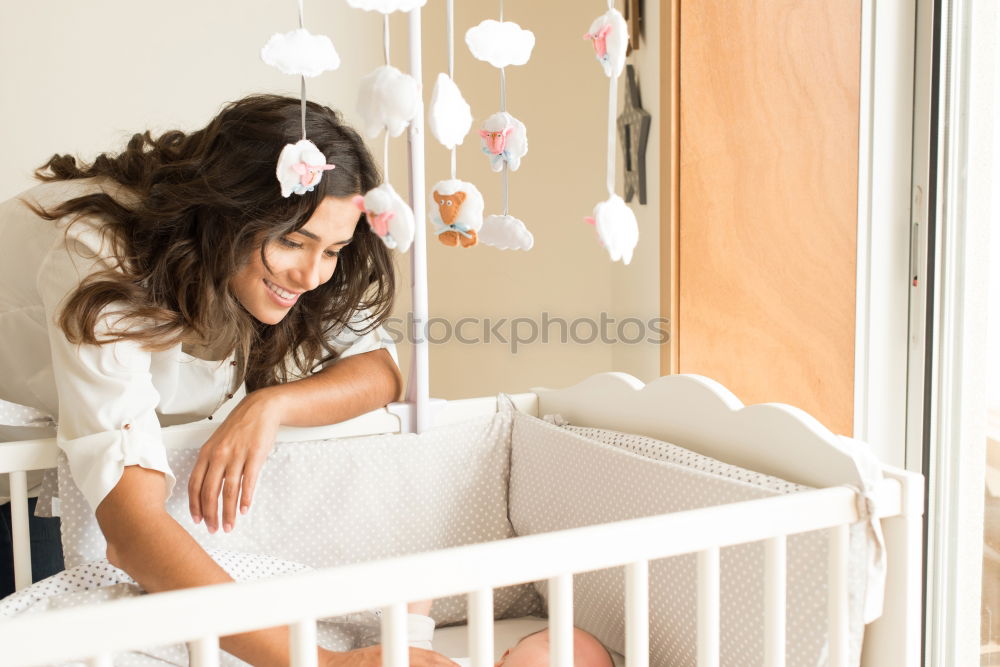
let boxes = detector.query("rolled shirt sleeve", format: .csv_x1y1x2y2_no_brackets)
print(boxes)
37,220,175,513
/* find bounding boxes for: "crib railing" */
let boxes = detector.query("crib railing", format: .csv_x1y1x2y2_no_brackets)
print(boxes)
0,479,904,667
0,439,59,591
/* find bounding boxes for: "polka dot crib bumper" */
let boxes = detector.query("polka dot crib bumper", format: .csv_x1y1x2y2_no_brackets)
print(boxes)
511,414,869,667
55,395,541,627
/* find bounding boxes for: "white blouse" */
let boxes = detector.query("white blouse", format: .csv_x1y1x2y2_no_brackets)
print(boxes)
0,179,396,511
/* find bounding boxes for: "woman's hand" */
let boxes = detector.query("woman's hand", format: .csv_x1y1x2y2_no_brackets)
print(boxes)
321,646,459,667
188,388,284,533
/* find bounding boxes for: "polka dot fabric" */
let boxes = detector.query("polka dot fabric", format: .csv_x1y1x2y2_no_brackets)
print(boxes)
0,398,54,428
55,396,540,628
510,414,866,667
561,423,804,494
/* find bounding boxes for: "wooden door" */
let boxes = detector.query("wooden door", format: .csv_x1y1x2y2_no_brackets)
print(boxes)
668,0,861,435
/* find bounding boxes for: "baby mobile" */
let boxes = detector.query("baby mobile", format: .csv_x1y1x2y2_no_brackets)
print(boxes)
348,0,428,254
451,0,535,251
424,0,482,248
260,0,342,199
583,1,638,265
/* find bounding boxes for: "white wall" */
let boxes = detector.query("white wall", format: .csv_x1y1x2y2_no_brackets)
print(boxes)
0,1,382,201
0,1,662,400
610,0,662,383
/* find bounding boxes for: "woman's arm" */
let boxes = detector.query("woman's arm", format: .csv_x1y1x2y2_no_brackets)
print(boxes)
188,348,402,533
100,465,452,667
264,346,403,427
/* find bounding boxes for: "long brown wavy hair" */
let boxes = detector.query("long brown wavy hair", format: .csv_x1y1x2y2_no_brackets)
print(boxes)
32,94,393,390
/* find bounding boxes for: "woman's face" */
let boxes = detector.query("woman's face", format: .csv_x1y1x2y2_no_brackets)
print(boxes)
231,195,361,325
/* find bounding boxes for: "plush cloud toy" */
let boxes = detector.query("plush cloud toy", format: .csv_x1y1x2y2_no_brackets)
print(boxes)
357,65,420,139
465,20,536,68
585,194,639,264
480,112,528,173
479,214,534,251
584,9,629,78
260,28,341,77
344,0,426,12
429,74,473,149
276,139,335,198
354,183,415,253
429,179,484,248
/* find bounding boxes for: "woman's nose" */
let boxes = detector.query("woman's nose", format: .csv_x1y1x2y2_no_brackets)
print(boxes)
290,253,325,291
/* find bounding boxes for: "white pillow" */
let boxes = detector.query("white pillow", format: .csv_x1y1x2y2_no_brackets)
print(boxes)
57,397,540,626
510,414,864,667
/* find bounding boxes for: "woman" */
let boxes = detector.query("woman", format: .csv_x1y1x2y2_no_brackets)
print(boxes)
0,95,451,667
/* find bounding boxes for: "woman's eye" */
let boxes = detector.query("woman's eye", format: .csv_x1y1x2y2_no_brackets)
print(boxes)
278,237,302,249
324,249,340,259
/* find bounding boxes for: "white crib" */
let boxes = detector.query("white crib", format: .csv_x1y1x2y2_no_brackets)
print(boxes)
0,372,922,667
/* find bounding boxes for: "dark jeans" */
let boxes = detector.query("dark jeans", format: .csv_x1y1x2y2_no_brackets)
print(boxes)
0,497,65,598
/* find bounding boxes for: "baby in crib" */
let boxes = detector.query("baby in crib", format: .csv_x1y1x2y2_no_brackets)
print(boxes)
406,601,615,667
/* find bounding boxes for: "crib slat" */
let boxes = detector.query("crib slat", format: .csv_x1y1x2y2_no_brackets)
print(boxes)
382,602,408,667
764,536,786,667
468,588,494,667
290,619,318,667
9,470,32,591
828,524,849,667
697,547,720,667
625,561,649,667
188,636,220,667
548,573,574,667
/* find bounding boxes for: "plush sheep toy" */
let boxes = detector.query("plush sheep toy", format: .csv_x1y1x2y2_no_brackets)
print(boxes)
429,179,485,248
276,139,336,198
354,183,415,253
585,194,639,264
584,9,629,79
479,112,528,172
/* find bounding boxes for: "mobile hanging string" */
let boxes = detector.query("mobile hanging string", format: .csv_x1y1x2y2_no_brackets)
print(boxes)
383,13,391,184
447,0,457,180
499,0,509,216
298,0,307,140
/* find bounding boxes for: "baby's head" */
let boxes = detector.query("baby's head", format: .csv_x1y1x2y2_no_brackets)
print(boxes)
495,627,614,667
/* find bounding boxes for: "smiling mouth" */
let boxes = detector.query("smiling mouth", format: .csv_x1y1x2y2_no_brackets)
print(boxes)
263,278,301,305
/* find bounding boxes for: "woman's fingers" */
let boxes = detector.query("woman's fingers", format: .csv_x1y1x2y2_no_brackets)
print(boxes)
199,457,227,534
240,451,265,515
221,460,245,533
187,451,209,524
